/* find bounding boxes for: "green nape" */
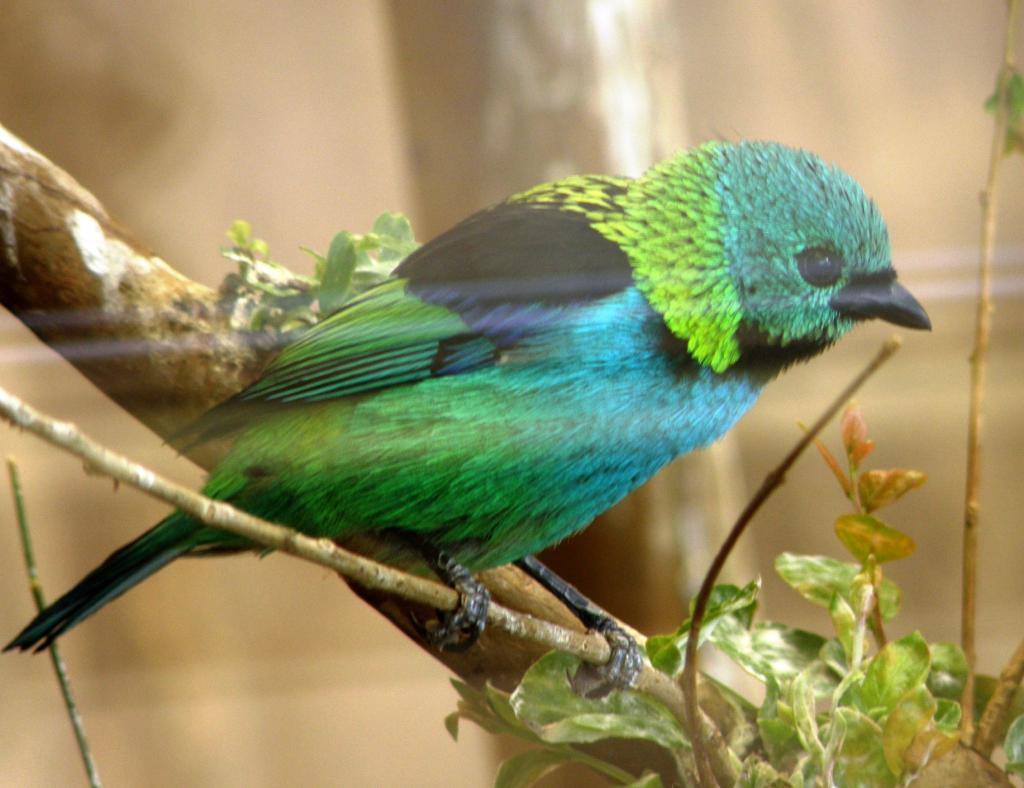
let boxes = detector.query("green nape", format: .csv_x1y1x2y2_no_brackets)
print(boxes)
604,143,741,373
512,144,742,373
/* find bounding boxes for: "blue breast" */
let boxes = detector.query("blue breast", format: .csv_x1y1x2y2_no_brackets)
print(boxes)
345,288,765,566
228,288,769,569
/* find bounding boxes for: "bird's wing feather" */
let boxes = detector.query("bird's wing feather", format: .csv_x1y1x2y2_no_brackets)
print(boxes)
178,196,635,445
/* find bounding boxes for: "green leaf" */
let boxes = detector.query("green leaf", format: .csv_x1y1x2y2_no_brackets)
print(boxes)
789,667,823,757
1005,714,1024,775
819,638,848,678
299,244,326,271
226,219,253,248
494,749,572,788
757,678,806,770
319,231,358,314
444,711,460,741
757,718,803,772
510,652,688,751
447,679,536,741
646,580,760,676
829,592,858,663
831,707,897,787
862,632,931,715
985,68,1024,155
623,772,665,788
372,212,419,263
774,553,901,621
881,685,935,776
487,683,525,730
857,469,927,513
834,513,915,563
933,698,961,733
372,211,415,242
927,643,968,702
712,620,829,687
735,756,789,787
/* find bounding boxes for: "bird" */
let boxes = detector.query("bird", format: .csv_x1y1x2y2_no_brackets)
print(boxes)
5,141,930,694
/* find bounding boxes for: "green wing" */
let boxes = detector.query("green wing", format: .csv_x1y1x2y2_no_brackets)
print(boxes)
240,279,494,404
180,187,636,446
178,279,495,446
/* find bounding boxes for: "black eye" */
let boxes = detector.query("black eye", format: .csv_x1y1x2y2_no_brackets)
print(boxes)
796,247,844,288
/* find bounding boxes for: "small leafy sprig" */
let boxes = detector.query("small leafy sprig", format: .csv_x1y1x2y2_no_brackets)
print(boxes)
302,212,420,314
984,66,1024,156
814,405,926,647
220,213,419,331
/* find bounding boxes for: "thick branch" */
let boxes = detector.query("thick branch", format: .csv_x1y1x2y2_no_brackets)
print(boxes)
0,125,270,465
0,120,598,697
974,636,1024,758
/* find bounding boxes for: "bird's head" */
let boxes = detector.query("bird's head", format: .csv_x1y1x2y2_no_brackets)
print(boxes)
615,141,930,373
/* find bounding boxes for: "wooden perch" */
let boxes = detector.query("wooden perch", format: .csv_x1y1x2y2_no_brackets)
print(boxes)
0,119,597,675
0,125,271,455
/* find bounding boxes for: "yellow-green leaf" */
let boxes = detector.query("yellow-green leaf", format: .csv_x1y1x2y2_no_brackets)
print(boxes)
881,686,935,776
835,514,915,564
494,749,571,788
831,707,897,787
858,469,927,513
862,632,931,715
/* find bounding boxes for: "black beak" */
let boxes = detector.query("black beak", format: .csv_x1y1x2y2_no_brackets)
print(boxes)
830,274,931,330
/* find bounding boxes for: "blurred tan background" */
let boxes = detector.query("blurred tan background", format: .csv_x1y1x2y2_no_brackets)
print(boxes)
1,2,1022,786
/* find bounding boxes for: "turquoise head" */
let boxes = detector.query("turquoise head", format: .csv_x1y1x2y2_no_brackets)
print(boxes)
608,141,930,372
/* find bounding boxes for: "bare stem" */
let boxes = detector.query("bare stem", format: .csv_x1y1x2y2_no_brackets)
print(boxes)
974,636,1024,757
962,0,1019,740
7,459,102,788
681,336,902,787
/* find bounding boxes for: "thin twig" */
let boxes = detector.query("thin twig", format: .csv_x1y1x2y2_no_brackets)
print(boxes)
0,384,694,733
962,0,1019,740
974,636,1024,757
681,336,903,787
7,459,102,788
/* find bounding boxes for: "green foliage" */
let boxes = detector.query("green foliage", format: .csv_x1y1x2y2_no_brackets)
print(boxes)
221,213,418,332
306,212,420,314
774,553,901,622
444,670,668,787
984,67,1024,155
449,404,976,786
511,652,688,750
1005,715,1024,775
646,579,759,676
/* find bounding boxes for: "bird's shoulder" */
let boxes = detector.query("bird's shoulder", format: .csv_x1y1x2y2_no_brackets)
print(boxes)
178,181,644,445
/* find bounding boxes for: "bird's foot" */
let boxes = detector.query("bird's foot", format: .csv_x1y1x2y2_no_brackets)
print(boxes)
514,555,645,698
570,618,644,699
412,570,490,652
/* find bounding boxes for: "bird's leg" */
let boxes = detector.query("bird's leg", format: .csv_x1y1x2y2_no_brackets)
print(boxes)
515,555,643,698
406,538,490,653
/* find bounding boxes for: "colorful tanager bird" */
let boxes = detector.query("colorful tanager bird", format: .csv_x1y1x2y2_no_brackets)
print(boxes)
6,141,930,693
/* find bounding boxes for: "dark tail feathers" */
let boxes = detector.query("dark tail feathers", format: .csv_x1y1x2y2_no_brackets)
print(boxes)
4,513,199,653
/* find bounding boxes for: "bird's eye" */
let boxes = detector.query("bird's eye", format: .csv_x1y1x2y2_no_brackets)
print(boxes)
796,247,844,288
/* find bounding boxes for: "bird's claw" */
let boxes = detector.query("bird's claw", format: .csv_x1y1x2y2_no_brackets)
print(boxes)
570,619,644,699
412,575,490,652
